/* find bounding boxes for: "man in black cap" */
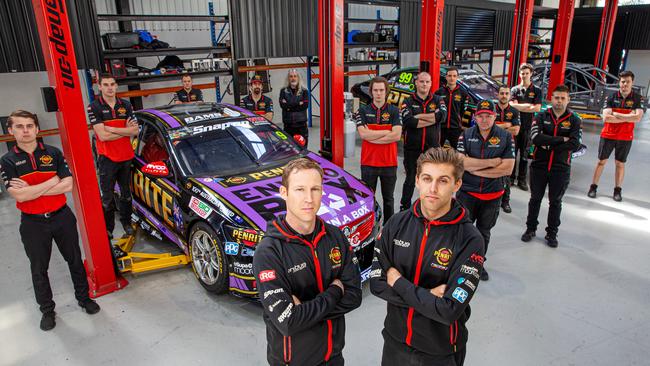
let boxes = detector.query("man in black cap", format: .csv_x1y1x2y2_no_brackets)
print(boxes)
456,100,515,281
240,74,274,121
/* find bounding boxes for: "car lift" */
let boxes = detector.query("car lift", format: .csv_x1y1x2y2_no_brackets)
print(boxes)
507,0,535,87
318,0,345,167
546,0,576,100
31,0,128,297
593,0,619,80
113,232,189,274
419,0,446,91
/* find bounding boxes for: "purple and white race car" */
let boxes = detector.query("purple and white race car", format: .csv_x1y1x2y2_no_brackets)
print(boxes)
130,102,381,297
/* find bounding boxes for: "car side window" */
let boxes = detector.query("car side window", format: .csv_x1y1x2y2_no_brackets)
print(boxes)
139,123,174,179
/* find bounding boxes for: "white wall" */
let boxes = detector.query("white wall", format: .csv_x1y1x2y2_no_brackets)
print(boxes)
624,50,650,98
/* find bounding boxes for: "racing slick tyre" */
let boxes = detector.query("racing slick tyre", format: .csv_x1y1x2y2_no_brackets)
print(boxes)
189,222,229,293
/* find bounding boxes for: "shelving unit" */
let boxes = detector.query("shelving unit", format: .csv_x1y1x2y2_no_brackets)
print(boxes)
528,14,557,64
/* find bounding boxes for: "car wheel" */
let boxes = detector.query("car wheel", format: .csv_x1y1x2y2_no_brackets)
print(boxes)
189,222,228,293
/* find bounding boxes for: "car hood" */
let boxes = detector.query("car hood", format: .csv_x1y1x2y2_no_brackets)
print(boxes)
190,152,374,231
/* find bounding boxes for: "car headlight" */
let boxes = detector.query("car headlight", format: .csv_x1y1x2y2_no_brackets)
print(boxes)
223,224,265,248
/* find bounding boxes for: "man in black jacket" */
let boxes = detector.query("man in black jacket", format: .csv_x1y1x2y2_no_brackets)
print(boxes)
522,85,582,248
435,67,470,149
399,71,446,211
253,158,362,366
370,147,485,366
279,70,310,146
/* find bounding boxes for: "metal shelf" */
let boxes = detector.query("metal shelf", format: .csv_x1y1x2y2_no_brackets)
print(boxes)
103,46,230,59
115,69,232,85
345,42,398,49
344,18,398,25
346,0,400,7
345,59,397,66
97,14,228,22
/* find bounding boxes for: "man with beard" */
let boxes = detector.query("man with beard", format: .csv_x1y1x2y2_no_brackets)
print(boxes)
240,74,274,121
279,69,310,145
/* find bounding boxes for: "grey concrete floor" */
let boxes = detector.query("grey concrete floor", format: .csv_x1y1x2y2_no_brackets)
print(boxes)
1,115,650,366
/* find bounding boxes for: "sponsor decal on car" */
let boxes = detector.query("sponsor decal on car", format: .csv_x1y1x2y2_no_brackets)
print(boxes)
224,241,239,256
232,261,253,275
189,196,213,219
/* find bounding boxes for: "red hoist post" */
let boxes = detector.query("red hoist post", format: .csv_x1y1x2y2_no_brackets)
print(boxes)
31,0,128,297
318,0,345,167
546,0,576,100
593,0,619,80
507,0,535,87
419,0,445,91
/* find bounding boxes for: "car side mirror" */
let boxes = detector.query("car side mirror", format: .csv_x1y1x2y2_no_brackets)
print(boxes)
142,161,170,177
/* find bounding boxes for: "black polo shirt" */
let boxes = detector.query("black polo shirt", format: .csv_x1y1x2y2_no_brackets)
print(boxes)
435,85,470,130
0,143,71,214
510,83,542,129
457,125,515,199
495,103,520,129
175,88,203,103
240,94,274,116
400,92,446,152
87,96,135,162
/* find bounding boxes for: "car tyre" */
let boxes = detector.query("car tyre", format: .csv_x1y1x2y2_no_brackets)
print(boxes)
189,222,229,293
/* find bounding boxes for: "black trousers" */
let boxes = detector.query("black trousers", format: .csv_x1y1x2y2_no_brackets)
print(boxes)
381,330,466,366
526,167,571,236
361,165,397,223
456,190,501,254
502,176,512,204
511,127,530,181
97,155,133,233
400,149,421,211
19,205,90,314
284,124,309,147
441,128,463,150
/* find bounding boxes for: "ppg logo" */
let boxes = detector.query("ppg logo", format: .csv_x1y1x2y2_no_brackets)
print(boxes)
224,242,239,256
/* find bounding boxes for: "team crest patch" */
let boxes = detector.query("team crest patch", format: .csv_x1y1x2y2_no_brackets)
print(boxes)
506,112,513,119
434,248,452,266
190,95,197,101
117,107,127,115
454,94,462,101
39,155,53,166
625,100,634,107
329,247,342,267
528,92,535,98
381,112,390,122
561,120,571,128
489,136,500,145
259,102,266,108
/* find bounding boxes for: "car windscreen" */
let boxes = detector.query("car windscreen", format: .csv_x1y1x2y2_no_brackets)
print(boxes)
171,120,302,176
461,74,501,101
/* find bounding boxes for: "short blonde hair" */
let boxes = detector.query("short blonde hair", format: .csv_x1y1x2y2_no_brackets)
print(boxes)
281,158,324,188
416,147,464,181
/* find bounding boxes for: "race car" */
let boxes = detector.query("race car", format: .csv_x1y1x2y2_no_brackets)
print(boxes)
351,66,502,127
130,103,380,298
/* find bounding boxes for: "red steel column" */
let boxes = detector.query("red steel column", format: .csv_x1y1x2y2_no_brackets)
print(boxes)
547,0,576,100
318,0,345,167
593,0,618,80
507,0,535,87
419,0,445,91
31,0,128,297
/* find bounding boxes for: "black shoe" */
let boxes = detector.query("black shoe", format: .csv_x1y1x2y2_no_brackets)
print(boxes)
613,187,622,202
112,245,127,259
545,234,558,248
501,202,512,213
521,230,536,242
517,180,529,191
123,225,135,236
40,311,56,331
480,268,489,281
78,299,101,314
587,184,597,199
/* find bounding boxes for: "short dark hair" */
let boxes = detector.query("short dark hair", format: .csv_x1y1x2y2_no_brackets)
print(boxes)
369,77,390,95
446,66,459,75
416,147,464,182
498,85,511,92
98,73,116,84
7,110,39,129
552,84,570,94
181,74,192,80
519,63,534,73
281,158,324,188
619,70,635,80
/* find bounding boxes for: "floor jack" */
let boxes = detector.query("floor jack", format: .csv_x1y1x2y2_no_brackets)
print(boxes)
113,228,189,274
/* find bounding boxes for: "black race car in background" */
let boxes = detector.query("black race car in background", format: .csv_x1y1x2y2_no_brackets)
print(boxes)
131,103,380,297
351,66,502,127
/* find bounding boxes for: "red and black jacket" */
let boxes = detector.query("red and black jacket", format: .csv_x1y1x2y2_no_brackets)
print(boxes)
457,125,515,197
370,199,485,356
175,88,203,103
87,96,135,162
400,93,447,152
253,217,362,366
0,143,71,214
435,85,470,130
530,108,582,171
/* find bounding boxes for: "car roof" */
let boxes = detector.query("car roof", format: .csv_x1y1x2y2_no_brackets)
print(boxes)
137,102,257,130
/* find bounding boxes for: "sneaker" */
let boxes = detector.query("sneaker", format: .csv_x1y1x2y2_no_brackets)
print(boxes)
545,234,558,248
501,201,512,213
517,180,529,191
123,225,135,236
613,187,622,202
480,268,489,281
521,229,536,242
78,299,101,315
112,245,127,259
587,184,597,198
40,311,56,331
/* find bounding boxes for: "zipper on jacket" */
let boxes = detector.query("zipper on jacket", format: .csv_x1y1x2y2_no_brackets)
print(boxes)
406,222,431,346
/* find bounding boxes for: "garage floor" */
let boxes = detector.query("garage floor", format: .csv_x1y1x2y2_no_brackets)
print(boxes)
1,115,650,366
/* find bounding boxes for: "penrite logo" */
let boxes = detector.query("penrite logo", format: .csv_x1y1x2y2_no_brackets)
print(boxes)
43,0,75,89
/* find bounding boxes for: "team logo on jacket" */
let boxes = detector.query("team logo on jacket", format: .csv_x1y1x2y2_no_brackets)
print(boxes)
329,247,342,268
506,112,513,119
561,120,571,128
625,100,634,107
488,137,500,146
117,107,127,115
259,102,266,108
454,94,462,101
39,155,54,166
381,112,390,122
528,92,535,98
434,248,452,266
